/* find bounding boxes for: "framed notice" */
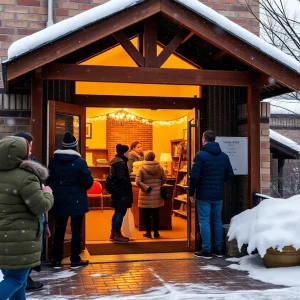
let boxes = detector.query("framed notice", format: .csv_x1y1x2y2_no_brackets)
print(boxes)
86,123,92,139
215,137,248,175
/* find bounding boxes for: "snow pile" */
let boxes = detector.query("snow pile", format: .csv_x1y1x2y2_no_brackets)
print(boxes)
228,255,300,287
228,195,300,257
270,129,300,154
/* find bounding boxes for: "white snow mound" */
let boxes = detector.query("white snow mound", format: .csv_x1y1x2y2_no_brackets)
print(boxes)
228,195,300,257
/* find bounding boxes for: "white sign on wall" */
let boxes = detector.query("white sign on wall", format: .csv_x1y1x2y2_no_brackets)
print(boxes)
215,136,248,175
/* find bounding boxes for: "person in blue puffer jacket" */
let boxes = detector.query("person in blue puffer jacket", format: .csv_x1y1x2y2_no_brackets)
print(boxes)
189,130,234,260
47,132,93,269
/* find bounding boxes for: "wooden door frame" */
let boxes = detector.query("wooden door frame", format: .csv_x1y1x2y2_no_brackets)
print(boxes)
47,100,87,260
187,107,201,251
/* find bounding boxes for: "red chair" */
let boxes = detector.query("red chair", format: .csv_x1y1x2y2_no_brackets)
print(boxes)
87,181,103,212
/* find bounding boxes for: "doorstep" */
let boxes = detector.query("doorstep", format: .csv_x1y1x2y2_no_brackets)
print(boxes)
85,238,190,255
61,250,195,265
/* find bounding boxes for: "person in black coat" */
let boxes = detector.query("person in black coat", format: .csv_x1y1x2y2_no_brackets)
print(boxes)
189,130,234,260
110,144,133,243
47,132,93,269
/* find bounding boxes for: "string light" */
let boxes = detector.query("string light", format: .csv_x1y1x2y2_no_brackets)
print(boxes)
87,109,187,126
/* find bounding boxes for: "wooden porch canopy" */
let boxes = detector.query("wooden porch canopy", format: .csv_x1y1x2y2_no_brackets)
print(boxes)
2,0,300,95
2,0,300,207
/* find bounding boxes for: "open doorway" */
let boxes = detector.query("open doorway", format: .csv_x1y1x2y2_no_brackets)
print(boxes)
84,107,197,255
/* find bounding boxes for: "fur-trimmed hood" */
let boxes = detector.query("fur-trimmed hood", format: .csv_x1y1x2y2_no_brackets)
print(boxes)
53,149,81,164
20,160,49,181
54,149,81,157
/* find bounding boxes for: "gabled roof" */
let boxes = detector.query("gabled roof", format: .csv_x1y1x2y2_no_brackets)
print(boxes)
5,0,300,76
3,0,300,95
270,129,300,159
264,99,300,116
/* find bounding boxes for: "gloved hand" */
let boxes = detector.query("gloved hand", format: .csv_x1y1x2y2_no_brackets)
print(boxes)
146,187,152,193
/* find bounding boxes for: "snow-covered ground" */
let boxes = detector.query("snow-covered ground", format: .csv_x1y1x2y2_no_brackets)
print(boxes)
228,255,300,287
25,287,300,300
2,259,300,299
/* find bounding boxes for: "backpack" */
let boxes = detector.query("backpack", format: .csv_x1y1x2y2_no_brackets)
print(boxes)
105,167,116,194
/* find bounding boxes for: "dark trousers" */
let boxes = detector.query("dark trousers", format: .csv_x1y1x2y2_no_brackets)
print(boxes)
112,206,127,232
144,208,160,233
53,215,84,263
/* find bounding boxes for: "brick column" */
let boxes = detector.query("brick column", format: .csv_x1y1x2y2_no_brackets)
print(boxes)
236,102,271,209
260,102,271,195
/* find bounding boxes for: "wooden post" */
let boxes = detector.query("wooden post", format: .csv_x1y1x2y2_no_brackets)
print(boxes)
247,86,261,208
143,17,157,68
31,68,43,162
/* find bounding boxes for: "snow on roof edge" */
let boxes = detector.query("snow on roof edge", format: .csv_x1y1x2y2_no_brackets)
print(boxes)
4,0,300,77
270,129,300,154
175,0,300,75
263,99,300,115
5,0,143,62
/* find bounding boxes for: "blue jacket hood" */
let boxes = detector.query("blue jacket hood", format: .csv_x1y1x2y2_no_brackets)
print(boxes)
202,142,221,155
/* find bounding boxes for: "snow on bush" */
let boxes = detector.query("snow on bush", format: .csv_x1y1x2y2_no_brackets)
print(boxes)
228,195,300,257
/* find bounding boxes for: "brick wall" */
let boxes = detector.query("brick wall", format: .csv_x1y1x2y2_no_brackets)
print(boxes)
106,119,153,161
0,0,259,88
0,113,31,139
0,92,31,138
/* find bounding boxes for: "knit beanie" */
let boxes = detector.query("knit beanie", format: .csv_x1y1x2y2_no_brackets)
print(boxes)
14,132,33,143
116,144,129,155
62,132,78,149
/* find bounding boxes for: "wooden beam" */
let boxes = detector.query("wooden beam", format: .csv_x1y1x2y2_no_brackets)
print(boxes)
182,32,194,44
6,0,160,82
247,86,261,208
113,31,145,67
157,28,191,67
144,17,157,68
42,64,253,86
254,73,276,88
31,68,43,162
161,0,300,91
212,51,226,60
74,95,200,109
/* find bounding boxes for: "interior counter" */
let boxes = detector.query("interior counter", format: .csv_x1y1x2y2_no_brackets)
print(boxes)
131,182,174,231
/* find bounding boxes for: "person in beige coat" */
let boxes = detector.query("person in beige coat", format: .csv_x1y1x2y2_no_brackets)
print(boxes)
136,151,167,238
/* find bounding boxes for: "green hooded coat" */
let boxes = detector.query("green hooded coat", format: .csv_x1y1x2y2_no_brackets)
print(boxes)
0,136,54,270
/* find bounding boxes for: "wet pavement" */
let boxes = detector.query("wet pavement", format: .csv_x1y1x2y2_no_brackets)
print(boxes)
26,253,293,300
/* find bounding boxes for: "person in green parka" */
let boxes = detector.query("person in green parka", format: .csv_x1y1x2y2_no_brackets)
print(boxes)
0,136,54,300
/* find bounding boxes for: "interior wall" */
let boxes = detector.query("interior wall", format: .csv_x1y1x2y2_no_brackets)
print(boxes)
76,37,201,98
86,108,189,162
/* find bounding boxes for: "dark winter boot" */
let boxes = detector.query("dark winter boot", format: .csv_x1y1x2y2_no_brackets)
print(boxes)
153,231,160,239
109,230,115,241
26,276,43,291
70,259,89,269
143,232,152,238
114,232,129,243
